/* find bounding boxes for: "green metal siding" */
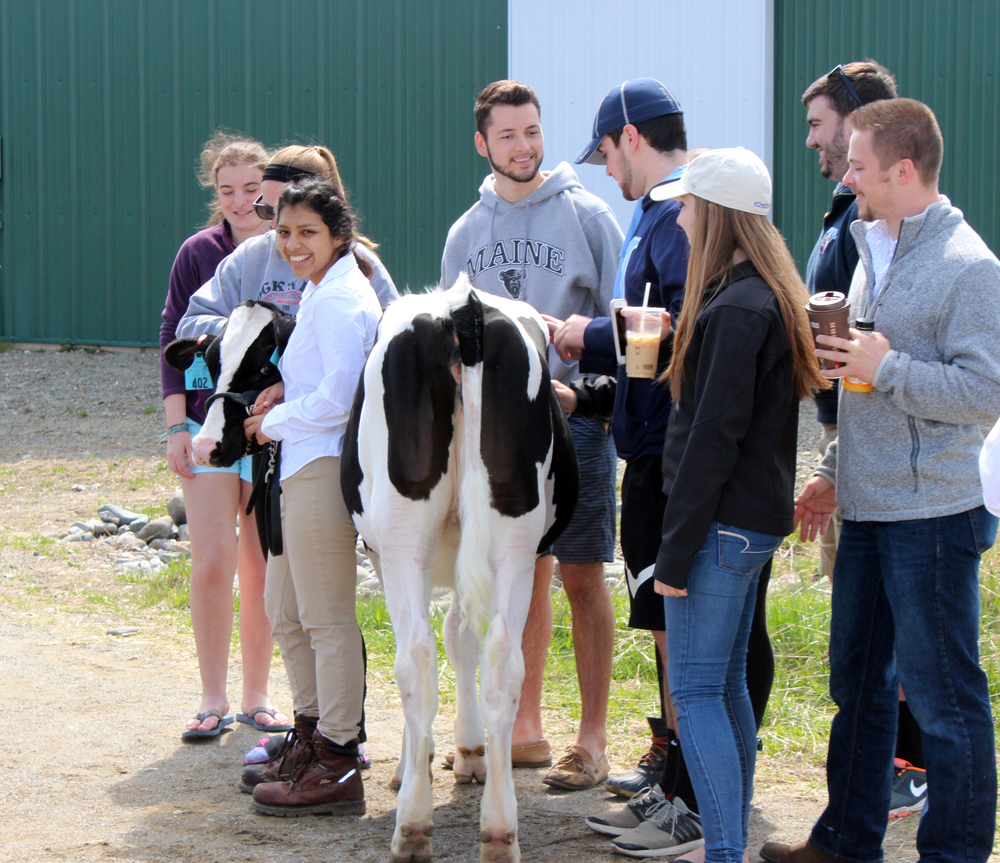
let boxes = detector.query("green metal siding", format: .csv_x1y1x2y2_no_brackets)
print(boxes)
0,0,506,346
774,0,1000,274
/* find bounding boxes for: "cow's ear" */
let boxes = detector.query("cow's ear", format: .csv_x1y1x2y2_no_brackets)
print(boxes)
164,335,217,371
274,316,296,355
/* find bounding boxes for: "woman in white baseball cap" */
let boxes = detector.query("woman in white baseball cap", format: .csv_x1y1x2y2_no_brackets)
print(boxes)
623,148,826,861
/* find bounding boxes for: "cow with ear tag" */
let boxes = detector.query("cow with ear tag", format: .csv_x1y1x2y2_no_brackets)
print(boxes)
341,275,579,863
164,300,295,469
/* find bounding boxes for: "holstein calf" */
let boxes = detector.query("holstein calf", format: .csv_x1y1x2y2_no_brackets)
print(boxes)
341,277,578,863
164,301,296,467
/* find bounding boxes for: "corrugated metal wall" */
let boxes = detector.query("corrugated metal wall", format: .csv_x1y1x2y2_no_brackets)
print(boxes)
774,0,1000,273
509,0,774,234
0,0,506,346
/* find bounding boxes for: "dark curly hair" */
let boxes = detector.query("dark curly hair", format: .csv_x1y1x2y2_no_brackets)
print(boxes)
276,179,373,278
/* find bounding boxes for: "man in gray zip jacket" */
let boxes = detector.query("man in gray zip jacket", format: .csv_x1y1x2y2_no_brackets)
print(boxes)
764,99,1000,863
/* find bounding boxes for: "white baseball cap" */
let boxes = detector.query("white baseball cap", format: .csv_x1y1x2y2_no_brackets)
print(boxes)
649,147,771,215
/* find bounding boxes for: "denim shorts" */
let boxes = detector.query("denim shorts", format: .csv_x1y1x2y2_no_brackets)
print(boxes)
179,419,253,483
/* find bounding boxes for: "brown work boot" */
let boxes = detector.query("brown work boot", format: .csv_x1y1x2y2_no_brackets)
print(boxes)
238,713,317,794
760,839,842,863
252,731,366,817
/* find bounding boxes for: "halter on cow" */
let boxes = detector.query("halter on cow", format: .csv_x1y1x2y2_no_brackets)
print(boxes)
341,277,579,863
164,301,296,468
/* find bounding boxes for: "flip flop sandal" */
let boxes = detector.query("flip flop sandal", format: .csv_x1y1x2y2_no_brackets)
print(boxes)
236,707,292,733
181,709,235,740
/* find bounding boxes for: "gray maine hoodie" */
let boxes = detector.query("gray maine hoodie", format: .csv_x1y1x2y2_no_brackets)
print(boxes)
177,231,397,338
816,198,1000,521
440,161,623,384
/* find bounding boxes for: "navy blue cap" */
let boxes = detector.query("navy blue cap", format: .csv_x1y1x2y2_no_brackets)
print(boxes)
576,78,683,166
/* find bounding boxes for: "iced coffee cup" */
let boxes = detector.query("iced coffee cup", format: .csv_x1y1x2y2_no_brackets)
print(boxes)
622,307,665,379
805,291,850,370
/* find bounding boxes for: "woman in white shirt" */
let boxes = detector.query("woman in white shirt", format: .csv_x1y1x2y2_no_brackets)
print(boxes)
242,179,382,817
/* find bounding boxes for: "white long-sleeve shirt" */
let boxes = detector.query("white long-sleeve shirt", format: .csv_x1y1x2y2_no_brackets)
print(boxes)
261,253,381,481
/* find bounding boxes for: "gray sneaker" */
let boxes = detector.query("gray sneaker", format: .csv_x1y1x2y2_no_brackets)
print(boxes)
584,786,668,837
611,796,704,858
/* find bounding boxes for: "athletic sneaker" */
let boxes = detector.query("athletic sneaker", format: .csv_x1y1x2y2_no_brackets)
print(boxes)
889,758,927,818
611,796,704,858
584,785,668,837
605,717,671,799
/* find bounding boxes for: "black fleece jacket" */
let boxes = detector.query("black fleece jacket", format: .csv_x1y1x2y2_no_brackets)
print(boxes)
653,261,799,590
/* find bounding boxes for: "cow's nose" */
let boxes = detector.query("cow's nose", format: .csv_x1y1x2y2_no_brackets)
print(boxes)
191,436,218,466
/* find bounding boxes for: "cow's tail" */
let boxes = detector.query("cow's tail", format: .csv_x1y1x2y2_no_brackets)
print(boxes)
455,360,493,633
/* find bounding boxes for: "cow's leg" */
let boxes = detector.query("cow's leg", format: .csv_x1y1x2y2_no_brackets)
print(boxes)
443,594,486,783
382,552,438,863
477,546,535,863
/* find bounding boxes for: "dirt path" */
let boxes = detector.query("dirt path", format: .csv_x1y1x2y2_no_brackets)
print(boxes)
0,350,971,862
0,602,923,863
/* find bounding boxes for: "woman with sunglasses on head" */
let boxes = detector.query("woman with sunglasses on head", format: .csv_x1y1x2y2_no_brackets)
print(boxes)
623,149,825,863
160,131,292,739
240,179,381,817
177,144,396,339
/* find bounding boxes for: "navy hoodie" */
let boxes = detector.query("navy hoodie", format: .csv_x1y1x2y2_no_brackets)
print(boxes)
578,186,689,462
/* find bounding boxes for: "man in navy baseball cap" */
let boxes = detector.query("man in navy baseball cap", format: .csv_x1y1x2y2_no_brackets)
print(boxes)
577,77,683,166
554,77,704,857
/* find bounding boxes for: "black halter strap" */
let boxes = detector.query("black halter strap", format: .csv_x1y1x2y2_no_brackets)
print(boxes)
204,389,261,410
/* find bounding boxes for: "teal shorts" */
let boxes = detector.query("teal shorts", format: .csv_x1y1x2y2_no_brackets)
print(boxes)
180,419,254,483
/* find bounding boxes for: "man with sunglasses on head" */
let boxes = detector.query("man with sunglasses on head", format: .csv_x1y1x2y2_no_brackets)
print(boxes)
802,61,897,576
802,61,930,823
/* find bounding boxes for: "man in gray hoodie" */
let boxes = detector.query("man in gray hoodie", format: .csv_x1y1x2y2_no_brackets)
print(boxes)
441,80,623,790
764,99,1000,863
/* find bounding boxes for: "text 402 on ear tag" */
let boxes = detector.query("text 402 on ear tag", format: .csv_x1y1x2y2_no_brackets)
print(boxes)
185,353,214,391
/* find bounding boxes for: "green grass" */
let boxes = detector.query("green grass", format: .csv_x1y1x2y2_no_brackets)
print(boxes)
118,558,192,609
0,341,13,353
143,405,157,415
100,535,1000,761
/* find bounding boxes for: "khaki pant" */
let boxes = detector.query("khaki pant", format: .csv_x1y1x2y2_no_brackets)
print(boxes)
264,456,364,744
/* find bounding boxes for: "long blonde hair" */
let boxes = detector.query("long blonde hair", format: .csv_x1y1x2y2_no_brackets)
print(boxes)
198,130,269,228
663,196,827,401
269,144,377,251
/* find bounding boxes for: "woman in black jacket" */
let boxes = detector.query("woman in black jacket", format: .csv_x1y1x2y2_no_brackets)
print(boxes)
628,148,826,862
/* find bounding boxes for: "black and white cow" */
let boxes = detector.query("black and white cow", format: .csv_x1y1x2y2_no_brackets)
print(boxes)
163,301,296,467
341,277,578,863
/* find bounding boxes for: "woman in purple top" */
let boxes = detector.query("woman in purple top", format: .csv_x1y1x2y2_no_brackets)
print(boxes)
160,131,290,738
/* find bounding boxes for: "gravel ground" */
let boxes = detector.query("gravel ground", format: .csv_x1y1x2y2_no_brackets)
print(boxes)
1,347,166,462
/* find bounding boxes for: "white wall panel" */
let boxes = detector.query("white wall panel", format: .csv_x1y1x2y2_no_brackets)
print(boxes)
509,0,773,230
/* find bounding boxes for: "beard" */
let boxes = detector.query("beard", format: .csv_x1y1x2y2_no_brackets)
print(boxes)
486,144,542,184
820,124,849,181
618,152,639,201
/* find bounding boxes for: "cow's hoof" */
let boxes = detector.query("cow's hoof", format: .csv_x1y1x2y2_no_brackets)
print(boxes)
391,821,434,862
480,829,519,863
454,745,487,784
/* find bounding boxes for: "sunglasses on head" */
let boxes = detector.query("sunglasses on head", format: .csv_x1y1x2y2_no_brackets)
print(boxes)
828,64,864,107
252,196,277,222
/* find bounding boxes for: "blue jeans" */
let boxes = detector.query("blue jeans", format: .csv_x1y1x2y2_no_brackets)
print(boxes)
811,506,998,863
665,522,784,863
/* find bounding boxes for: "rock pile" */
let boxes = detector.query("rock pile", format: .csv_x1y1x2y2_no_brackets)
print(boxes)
47,492,192,575
47,488,386,595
